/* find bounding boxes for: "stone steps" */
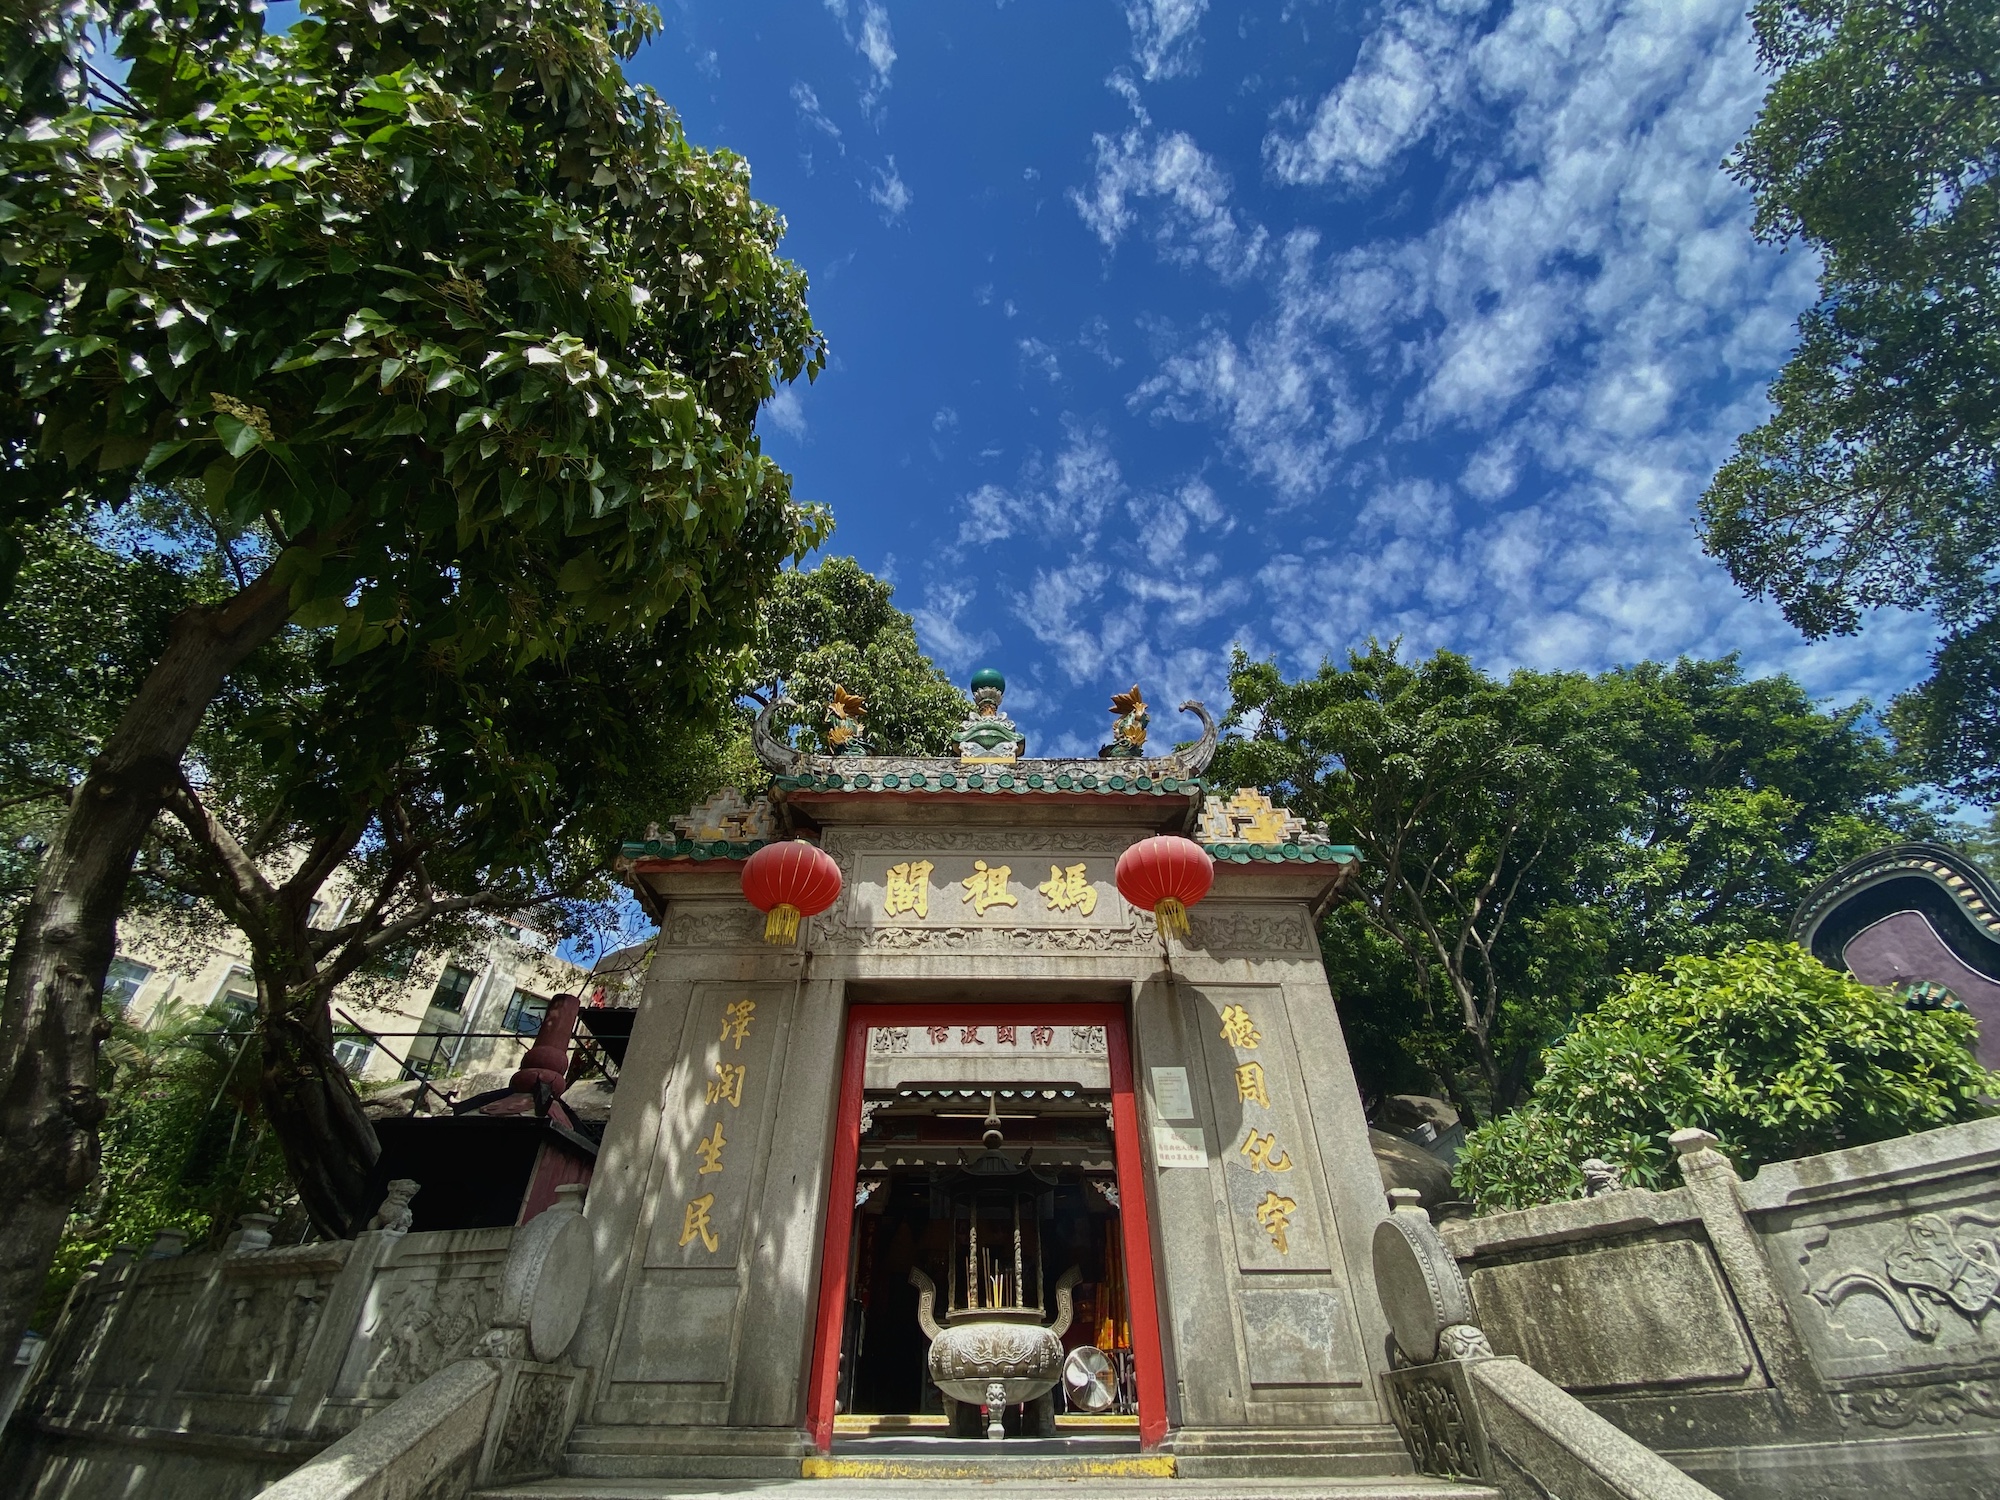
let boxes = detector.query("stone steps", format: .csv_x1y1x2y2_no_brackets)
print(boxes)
477,1478,1500,1499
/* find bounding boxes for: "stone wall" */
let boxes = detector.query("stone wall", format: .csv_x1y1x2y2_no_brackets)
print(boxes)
1,1213,586,1500
1438,1117,2000,1500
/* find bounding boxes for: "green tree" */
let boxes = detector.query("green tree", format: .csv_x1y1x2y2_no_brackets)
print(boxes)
1453,942,1999,1212
148,587,744,1236
1594,657,1928,970
1216,650,1928,1112
748,556,972,757
1698,0,2000,797
43,997,300,1322
1216,642,1631,1117
0,0,823,1352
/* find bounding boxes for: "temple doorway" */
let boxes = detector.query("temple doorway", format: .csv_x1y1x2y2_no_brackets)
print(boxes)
806,1003,1169,1454
841,1088,1137,1433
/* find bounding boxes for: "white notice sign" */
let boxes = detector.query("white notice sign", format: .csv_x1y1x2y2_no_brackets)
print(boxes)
1150,1066,1195,1121
1153,1124,1209,1169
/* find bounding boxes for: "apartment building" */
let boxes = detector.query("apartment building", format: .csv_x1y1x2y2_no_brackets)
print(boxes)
108,890,589,1088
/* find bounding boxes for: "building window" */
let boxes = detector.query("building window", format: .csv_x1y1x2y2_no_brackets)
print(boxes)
104,957,153,1010
211,969,258,1029
306,898,325,928
429,964,477,1013
333,1035,373,1076
400,1030,456,1081
501,988,548,1035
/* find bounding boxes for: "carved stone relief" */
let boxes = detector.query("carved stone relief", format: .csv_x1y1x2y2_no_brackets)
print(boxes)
355,1268,498,1399
1837,1378,2000,1431
1384,1364,1486,1480
1184,905,1317,955
1812,1210,2000,1339
491,1369,576,1481
1778,1192,2000,1383
191,1272,330,1393
660,906,767,949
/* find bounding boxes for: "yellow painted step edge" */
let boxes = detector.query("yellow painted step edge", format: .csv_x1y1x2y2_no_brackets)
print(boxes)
803,1456,1177,1480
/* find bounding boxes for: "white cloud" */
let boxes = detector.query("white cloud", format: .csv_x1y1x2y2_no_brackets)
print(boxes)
1071,115,1266,278
1264,0,1486,190
824,0,896,117
911,579,989,674
1130,231,1370,497
858,2,897,92
1123,0,1209,81
868,157,912,221
1116,0,1928,705
1018,337,1062,383
1079,315,1124,368
762,385,806,439
791,81,844,152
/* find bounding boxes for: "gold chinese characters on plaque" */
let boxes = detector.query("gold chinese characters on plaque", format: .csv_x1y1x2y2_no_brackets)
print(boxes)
1218,999,1307,1257
871,857,1111,925
679,997,758,1257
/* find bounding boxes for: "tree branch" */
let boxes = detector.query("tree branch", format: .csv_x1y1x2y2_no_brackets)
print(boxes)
160,770,279,920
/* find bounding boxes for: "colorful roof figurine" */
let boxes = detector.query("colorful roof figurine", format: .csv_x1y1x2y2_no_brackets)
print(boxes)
624,671,1360,885
957,666,1027,764
1100,684,1149,759
825,684,871,756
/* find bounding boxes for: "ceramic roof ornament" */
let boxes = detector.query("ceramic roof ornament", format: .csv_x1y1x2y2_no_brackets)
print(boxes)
958,668,1027,764
1101,685,1149,759
826,684,871,757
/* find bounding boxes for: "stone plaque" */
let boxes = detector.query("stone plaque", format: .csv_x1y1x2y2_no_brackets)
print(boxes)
848,851,1132,930
645,982,790,1268
610,1274,740,1385
1468,1238,1755,1393
1192,985,1331,1272
1241,1288,1364,1387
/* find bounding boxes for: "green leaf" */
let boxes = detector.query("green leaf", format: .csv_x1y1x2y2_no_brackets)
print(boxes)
213,412,262,458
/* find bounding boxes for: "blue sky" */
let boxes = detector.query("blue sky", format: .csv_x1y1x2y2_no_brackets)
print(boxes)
637,0,1931,759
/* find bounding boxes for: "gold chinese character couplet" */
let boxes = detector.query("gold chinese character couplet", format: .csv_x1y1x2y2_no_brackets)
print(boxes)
720,998,756,1049
960,860,1018,915
1234,1061,1269,1108
1037,863,1097,915
1219,1004,1262,1049
1239,1128,1293,1173
884,860,933,918
706,1061,746,1108
1255,1191,1297,1253
679,1193,719,1253
696,1121,727,1175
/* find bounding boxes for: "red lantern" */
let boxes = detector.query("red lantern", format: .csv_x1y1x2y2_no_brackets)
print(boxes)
741,839,843,944
1115,835,1214,940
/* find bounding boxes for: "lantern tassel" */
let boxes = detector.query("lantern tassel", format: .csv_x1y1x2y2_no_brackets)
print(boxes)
763,903,801,944
1154,897,1190,940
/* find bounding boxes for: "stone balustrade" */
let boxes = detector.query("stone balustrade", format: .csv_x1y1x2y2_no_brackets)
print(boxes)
1433,1116,2000,1500
0,1188,590,1500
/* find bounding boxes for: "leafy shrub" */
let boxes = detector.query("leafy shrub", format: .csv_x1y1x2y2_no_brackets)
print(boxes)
1454,942,1998,1212
40,1002,300,1326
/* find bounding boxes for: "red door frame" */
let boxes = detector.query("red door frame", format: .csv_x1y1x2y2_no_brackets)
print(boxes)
804,1001,1171,1452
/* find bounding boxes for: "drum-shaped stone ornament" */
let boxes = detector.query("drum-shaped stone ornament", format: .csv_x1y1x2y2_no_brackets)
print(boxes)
1370,1196,1475,1364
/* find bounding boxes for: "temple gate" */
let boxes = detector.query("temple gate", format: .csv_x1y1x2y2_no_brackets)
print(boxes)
563,675,1413,1481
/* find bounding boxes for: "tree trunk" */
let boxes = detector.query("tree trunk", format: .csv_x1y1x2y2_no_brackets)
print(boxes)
258,980,380,1240
0,570,294,1356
